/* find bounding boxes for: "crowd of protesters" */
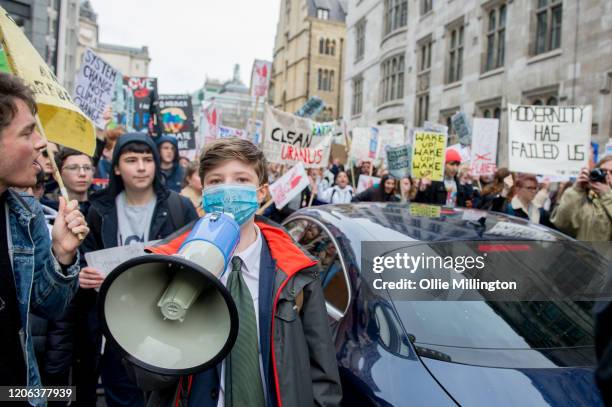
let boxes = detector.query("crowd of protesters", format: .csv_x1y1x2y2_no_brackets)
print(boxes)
2,70,612,406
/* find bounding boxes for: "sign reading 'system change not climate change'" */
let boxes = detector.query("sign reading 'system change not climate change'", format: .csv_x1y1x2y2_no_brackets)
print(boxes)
508,104,591,177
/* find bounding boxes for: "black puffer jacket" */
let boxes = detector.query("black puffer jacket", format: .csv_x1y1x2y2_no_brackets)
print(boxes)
29,311,74,381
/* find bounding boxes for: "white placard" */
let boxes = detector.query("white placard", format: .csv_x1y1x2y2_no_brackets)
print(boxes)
470,118,499,176
84,241,158,277
508,104,591,176
73,48,120,129
268,163,310,209
356,175,381,193
262,104,332,168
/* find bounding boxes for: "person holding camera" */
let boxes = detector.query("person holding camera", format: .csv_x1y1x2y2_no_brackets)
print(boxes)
551,156,612,241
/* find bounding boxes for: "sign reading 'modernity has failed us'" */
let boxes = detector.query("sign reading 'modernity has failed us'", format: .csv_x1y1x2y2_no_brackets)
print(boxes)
508,104,591,177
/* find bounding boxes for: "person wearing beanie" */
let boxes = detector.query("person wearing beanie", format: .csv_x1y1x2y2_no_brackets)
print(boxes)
415,148,475,207
156,135,185,192
78,133,198,406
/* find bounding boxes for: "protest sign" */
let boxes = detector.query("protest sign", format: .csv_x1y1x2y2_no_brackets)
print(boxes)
605,140,612,158
331,143,348,165
591,141,599,167
349,127,376,163
377,125,406,165
411,131,447,181
247,118,263,144
386,145,412,179
158,94,195,151
200,101,221,145
262,104,332,168
448,143,471,164
536,174,570,183
296,97,324,118
357,175,380,193
268,163,309,209
424,121,449,135
73,49,119,129
84,241,158,278
470,118,499,176
452,112,471,146
115,76,158,132
0,7,96,154
218,125,248,140
250,60,272,98
312,121,337,137
409,204,442,218
508,104,591,177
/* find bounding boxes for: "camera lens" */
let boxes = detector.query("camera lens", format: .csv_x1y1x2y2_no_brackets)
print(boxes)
589,168,606,183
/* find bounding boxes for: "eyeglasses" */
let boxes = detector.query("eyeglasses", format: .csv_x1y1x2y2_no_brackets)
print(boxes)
63,165,94,173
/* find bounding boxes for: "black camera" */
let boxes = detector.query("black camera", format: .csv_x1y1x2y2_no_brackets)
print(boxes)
589,168,607,183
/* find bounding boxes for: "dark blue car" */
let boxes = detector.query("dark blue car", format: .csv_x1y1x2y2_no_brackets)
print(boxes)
283,202,606,406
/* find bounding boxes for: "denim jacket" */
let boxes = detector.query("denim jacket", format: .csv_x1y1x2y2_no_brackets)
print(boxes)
5,190,80,406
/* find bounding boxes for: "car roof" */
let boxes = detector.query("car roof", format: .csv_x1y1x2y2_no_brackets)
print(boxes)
287,202,569,243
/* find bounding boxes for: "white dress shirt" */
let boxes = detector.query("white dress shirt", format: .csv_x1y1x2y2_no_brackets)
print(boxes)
217,224,267,406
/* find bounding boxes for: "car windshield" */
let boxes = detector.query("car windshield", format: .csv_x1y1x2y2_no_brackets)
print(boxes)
383,241,609,350
395,300,595,349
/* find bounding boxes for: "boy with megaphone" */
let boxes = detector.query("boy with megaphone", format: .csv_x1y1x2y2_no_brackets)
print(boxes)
129,138,342,407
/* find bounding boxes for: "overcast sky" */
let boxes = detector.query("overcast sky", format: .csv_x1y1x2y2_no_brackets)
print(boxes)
91,0,280,94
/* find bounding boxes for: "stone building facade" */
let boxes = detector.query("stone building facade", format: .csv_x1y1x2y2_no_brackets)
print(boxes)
191,64,264,130
271,0,347,120
343,0,612,166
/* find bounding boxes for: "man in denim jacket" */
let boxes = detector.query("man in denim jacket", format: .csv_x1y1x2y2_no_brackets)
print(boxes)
0,73,89,405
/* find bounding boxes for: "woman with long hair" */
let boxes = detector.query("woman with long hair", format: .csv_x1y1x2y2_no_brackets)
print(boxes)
352,174,400,202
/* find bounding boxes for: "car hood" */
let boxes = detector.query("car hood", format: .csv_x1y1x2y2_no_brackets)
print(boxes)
421,357,604,406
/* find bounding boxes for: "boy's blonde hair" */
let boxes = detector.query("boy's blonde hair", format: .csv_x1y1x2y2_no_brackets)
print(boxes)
199,138,268,186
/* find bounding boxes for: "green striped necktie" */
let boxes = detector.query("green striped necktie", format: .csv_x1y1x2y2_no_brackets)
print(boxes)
224,256,265,407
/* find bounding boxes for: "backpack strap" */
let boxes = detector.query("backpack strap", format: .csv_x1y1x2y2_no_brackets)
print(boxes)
167,191,186,230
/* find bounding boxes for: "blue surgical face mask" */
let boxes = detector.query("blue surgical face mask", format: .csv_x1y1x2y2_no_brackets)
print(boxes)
202,184,260,226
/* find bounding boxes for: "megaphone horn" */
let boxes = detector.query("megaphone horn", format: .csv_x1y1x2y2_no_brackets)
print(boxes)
98,213,240,375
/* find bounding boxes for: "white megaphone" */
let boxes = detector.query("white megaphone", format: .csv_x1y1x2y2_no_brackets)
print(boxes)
98,212,240,375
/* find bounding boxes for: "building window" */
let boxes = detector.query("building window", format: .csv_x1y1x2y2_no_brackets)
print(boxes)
447,24,464,83
532,96,558,106
523,86,559,106
318,69,334,91
482,107,502,119
319,38,325,54
421,0,432,15
535,0,562,55
415,94,429,127
380,54,405,103
317,8,330,20
355,19,366,61
330,40,336,56
419,38,432,72
480,104,502,119
352,77,363,116
325,39,330,54
484,4,506,71
384,0,408,36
